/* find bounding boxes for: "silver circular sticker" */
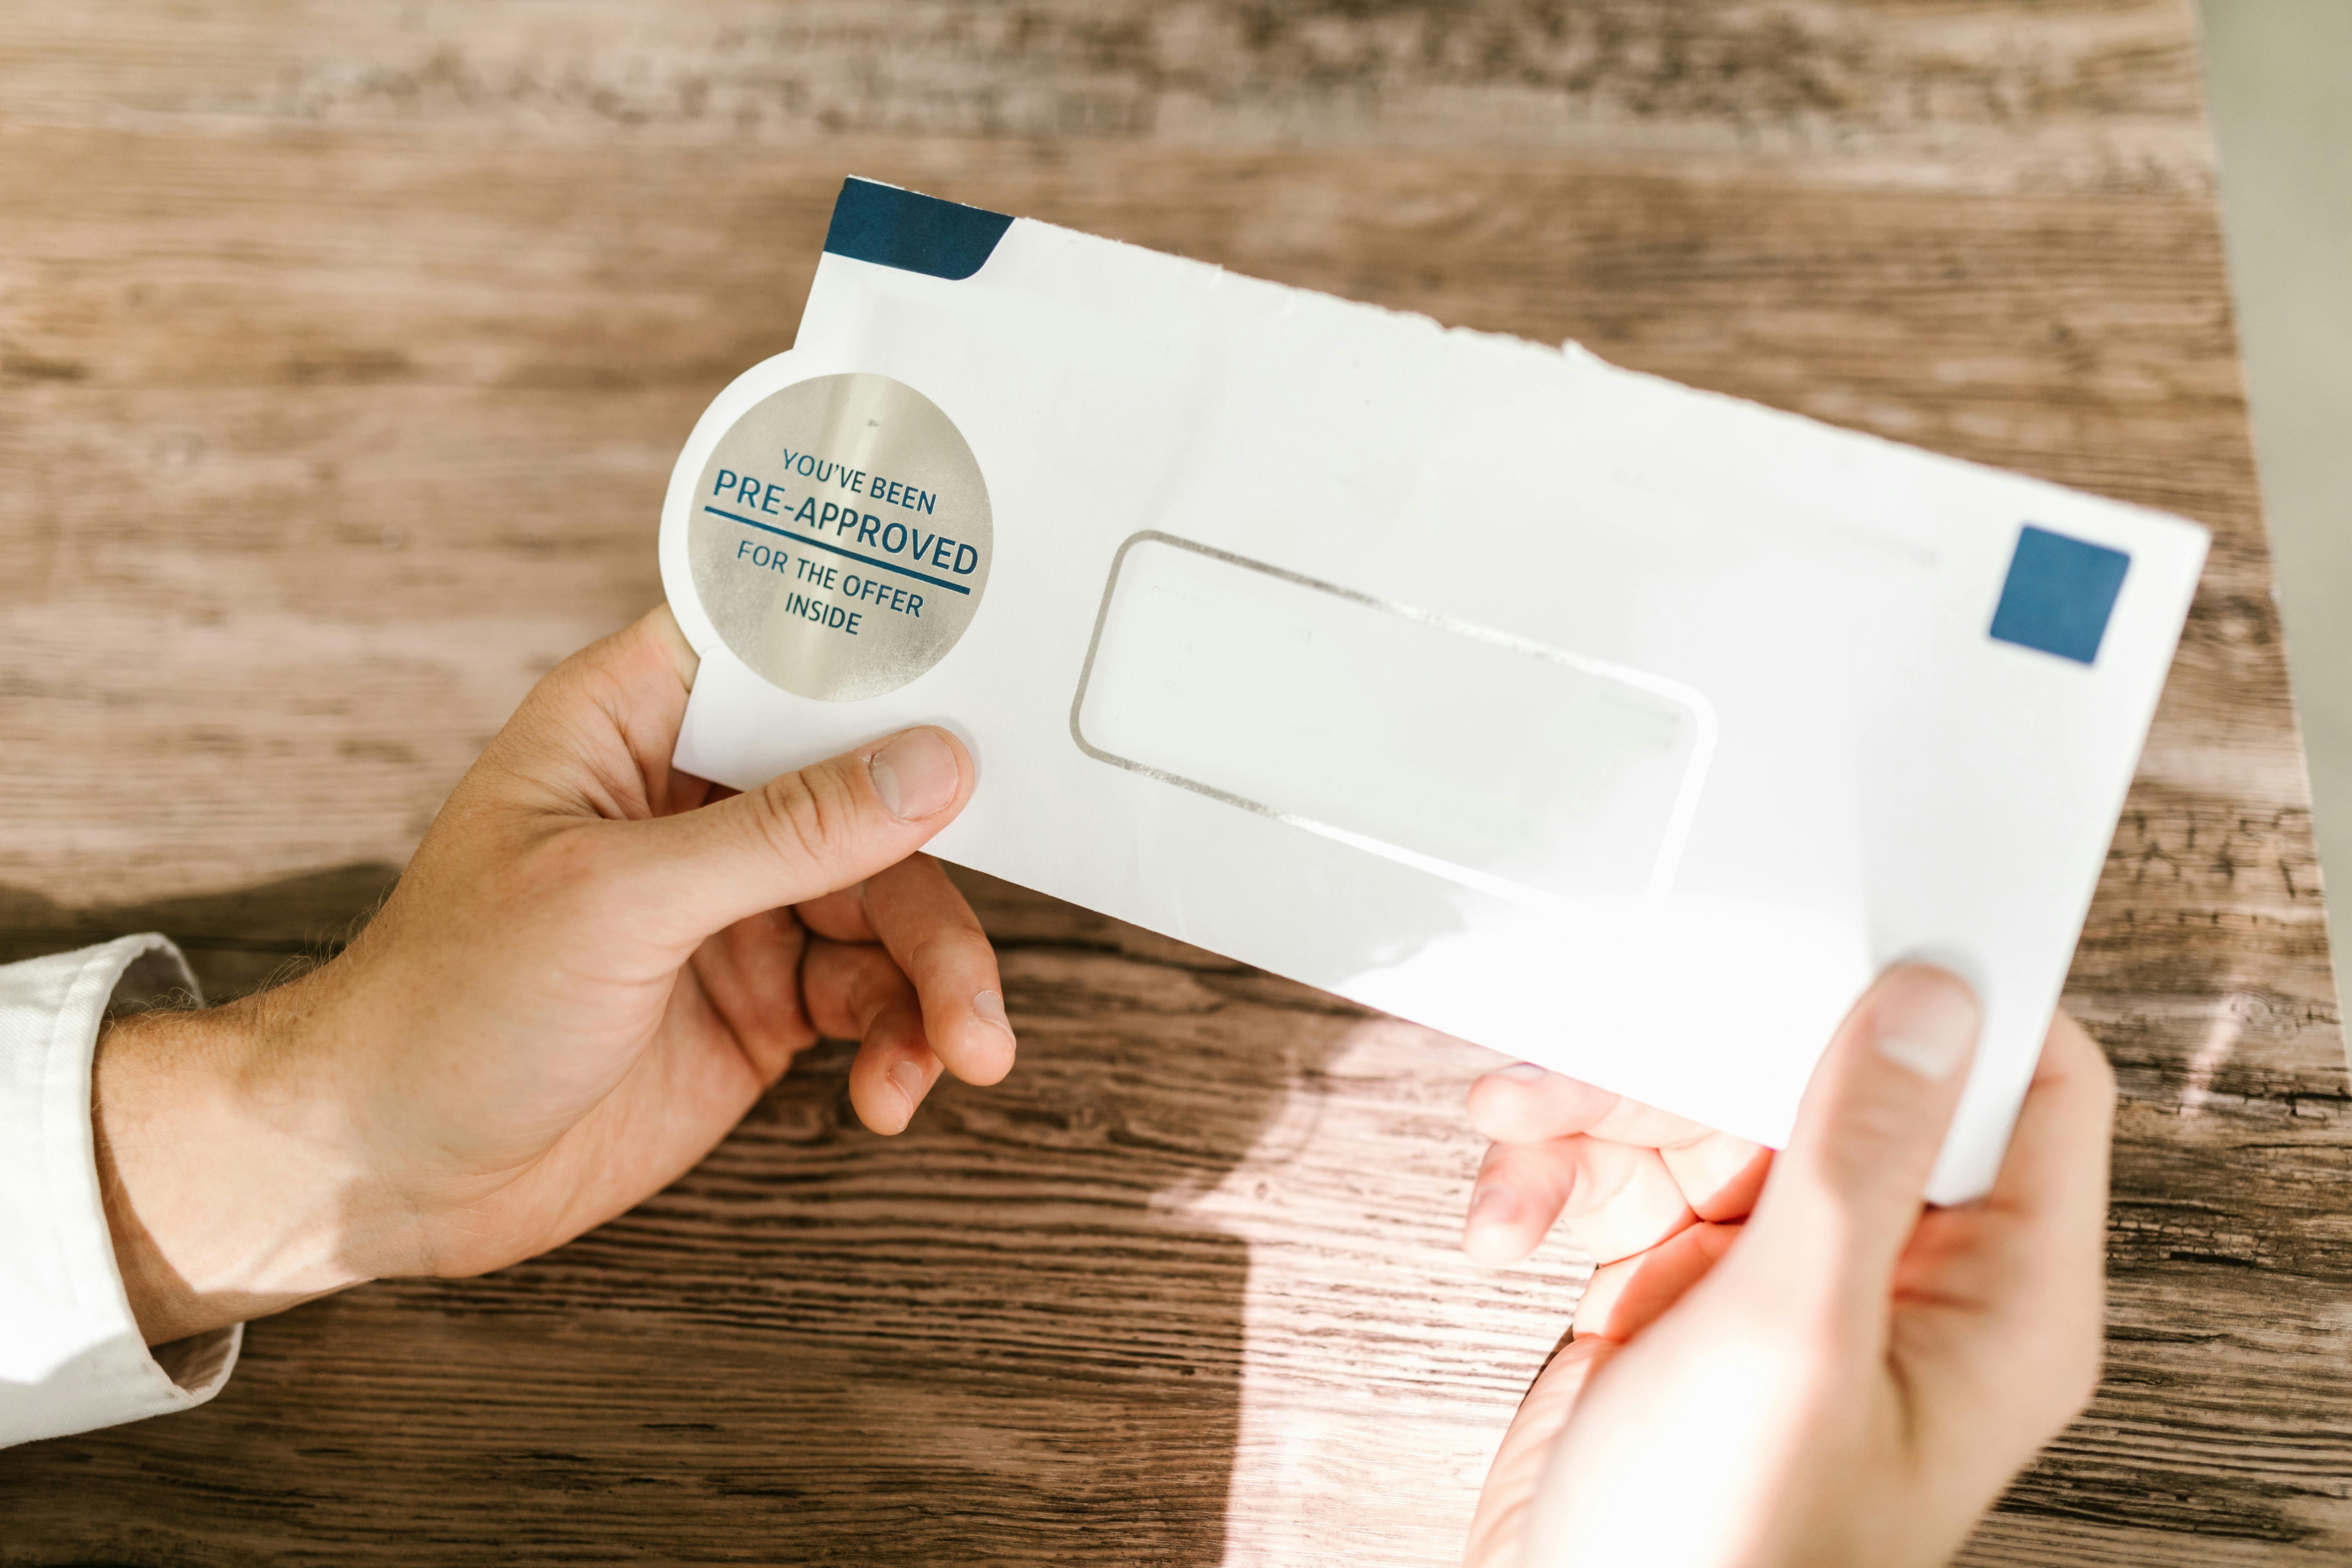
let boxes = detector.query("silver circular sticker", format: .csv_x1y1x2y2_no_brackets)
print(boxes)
688,373,992,702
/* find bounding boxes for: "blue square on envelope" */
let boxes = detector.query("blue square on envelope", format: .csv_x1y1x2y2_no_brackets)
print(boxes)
1988,525,2130,665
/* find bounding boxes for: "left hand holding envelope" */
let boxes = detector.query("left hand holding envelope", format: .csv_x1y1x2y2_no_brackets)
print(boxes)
1460,968,2115,1568
93,606,1017,1347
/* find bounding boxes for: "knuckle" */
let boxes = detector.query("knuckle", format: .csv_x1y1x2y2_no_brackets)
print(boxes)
1464,1075,1514,1136
1813,1088,1931,1189
1568,1143,1637,1212
750,765,856,870
520,644,614,728
903,932,943,982
902,928,973,983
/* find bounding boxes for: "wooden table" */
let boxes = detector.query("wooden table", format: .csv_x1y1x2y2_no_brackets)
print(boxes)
2,2,2344,1562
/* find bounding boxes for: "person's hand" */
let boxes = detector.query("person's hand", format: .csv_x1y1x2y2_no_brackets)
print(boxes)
93,606,1016,1344
1460,967,2115,1568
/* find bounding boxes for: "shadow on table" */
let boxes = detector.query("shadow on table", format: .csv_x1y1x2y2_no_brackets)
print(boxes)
0,862,402,1001
0,863,1360,1566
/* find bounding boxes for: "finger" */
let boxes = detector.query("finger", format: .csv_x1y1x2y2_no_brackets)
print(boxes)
1463,1337,1620,1568
797,861,1014,1086
1571,1220,1742,1342
1968,1010,2114,1412
620,726,974,946
1884,1011,2115,1479
794,884,881,944
848,1002,944,1137
1741,964,1981,1315
1986,1011,2115,1235
684,906,818,1085
1664,1140,1774,1224
1464,1137,1698,1267
1467,1066,1770,1220
805,939,945,1135
1468,1065,1714,1149
489,605,702,820
860,855,1016,1087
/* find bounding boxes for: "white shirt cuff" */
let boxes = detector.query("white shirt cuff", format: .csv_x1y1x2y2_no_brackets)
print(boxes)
0,935,243,1447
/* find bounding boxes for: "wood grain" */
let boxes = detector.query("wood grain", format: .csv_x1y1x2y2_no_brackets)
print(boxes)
1,1,2344,1563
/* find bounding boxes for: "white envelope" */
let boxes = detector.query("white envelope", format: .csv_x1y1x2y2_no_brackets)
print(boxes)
661,178,2206,1202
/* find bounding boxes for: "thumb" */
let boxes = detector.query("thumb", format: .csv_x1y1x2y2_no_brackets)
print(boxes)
1740,964,1981,1315
1464,1338,1620,1568
622,726,973,943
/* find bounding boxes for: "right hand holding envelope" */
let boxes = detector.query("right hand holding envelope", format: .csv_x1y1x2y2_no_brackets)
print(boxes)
1459,967,2115,1568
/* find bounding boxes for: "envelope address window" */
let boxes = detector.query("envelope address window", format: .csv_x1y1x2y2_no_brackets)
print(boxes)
1071,533,1715,908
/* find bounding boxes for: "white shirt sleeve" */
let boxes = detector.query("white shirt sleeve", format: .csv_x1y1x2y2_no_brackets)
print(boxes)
0,935,242,1447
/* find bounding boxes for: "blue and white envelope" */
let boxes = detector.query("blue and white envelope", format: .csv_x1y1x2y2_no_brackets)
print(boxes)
661,178,2207,1202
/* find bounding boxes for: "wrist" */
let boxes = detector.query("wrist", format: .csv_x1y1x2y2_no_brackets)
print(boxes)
92,986,395,1344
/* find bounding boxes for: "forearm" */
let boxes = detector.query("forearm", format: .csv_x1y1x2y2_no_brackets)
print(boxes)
92,992,383,1345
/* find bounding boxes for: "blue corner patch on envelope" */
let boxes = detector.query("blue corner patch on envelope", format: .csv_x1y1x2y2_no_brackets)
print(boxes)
1988,525,2131,665
824,178,1014,282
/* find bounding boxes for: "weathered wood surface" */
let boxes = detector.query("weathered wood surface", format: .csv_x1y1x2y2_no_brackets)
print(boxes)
0,2,2343,1563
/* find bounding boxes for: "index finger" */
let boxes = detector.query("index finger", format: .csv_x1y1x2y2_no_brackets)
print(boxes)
1984,1009,2116,1236
812,855,1017,1088
1902,1009,2115,1448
